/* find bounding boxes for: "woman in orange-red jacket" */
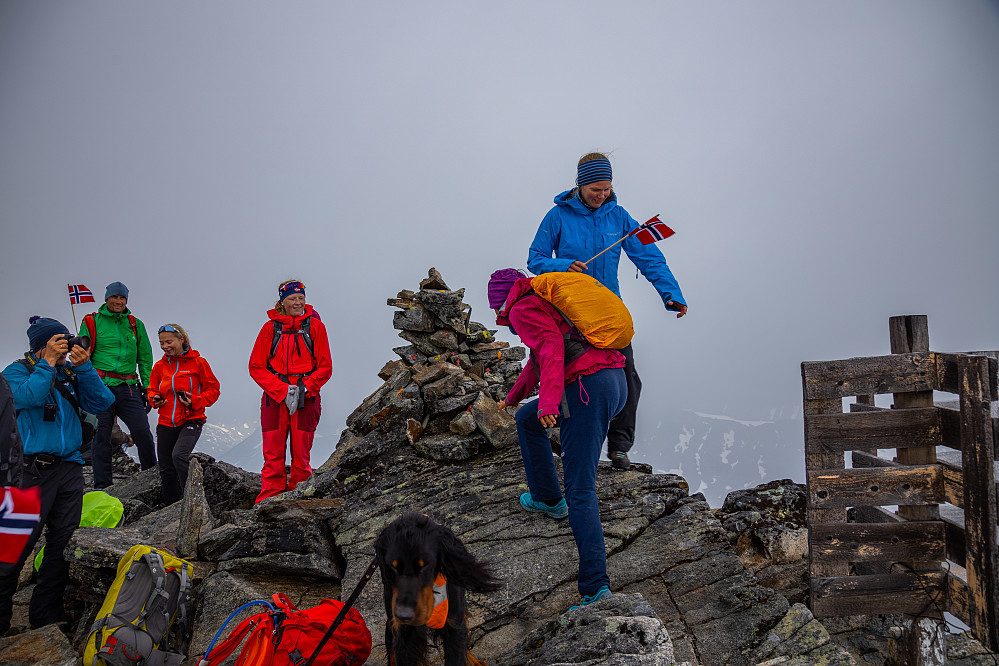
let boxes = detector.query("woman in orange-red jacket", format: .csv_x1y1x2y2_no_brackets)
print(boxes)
147,323,221,504
248,280,332,503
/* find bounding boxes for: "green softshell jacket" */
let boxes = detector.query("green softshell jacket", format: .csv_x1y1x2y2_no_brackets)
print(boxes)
79,304,154,386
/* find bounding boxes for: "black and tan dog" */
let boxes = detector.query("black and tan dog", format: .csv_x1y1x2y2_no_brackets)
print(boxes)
373,513,502,666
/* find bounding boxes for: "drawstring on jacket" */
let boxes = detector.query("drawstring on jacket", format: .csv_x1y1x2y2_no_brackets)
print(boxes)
578,377,590,406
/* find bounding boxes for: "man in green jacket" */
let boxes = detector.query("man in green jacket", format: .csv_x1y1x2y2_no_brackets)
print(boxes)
80,282,157,489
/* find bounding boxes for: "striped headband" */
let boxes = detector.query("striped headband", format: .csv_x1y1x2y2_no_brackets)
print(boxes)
577,158,612,186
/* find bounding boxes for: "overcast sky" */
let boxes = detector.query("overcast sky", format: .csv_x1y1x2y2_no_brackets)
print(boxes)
2,1,997,475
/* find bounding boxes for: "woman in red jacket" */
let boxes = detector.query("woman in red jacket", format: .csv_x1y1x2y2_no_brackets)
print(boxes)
148,323,221,504
248,280,332,503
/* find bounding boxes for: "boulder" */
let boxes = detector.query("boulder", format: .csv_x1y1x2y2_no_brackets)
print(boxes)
0,624,78,666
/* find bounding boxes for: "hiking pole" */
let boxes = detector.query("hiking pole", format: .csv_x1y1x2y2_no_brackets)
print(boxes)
302,557,379,666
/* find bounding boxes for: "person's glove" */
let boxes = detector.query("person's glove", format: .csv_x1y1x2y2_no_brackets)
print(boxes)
285,385,301,415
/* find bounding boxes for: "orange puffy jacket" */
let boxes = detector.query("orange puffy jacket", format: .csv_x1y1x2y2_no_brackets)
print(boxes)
248,304,333,403
147,349,221,427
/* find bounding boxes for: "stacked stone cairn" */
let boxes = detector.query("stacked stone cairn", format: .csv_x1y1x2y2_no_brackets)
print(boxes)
333,268,525,464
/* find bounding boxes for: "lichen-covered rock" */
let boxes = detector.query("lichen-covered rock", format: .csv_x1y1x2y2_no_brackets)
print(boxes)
495,593,675,666
747,603,857,665
469,391,517,448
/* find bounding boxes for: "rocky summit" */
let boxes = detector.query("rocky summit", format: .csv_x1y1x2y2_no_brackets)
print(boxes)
3,269,992,665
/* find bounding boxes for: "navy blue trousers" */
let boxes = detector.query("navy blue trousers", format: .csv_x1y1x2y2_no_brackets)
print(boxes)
515,367,627,596
92,383,156,488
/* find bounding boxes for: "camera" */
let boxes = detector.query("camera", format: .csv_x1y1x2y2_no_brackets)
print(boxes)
58,334,91,350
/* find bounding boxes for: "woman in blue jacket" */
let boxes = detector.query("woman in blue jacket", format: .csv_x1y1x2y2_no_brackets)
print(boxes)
0,317,115,633
527,152,687,469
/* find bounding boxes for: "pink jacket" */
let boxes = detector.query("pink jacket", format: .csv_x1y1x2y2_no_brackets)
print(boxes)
499,278,625,417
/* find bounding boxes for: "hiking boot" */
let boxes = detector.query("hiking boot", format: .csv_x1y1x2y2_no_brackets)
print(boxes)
519,492,568,519
569,586,612,610
609,450,631,470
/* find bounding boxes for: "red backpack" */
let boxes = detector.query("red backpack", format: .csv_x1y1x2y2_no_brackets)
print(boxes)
199,593,371,666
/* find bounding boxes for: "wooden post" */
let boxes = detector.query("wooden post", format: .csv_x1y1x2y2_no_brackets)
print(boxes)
959,354,999,651
889,316,944,666
890,315,940,529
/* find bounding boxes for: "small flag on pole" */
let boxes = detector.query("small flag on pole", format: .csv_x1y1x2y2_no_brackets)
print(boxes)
633,216,675,245
68,284,95,305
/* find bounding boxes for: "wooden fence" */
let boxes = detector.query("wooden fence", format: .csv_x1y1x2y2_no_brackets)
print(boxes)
802,315,999,651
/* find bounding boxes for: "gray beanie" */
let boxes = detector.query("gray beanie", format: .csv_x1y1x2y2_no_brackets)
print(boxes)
105,281,129,301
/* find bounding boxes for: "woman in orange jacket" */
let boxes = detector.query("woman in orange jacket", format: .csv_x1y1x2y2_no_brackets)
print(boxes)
147,323,221,504
248,280,332,503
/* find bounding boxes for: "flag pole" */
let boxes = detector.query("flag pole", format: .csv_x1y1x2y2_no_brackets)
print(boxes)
582,214,660,267
582,236,630,267
67,284,79,331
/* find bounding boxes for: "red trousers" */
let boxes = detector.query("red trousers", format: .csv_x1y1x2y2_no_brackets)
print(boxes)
255,392,322,503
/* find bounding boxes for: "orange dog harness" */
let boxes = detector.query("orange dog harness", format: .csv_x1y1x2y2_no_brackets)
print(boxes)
425,573,449,629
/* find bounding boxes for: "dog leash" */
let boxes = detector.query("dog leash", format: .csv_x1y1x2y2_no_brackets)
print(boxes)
302,556,379,666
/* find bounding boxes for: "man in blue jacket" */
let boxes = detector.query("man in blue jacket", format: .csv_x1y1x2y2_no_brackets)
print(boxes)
528,153,687,469
0,317,114,634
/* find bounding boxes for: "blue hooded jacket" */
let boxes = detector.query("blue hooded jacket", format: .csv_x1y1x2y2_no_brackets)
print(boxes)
527,190,686,309
2,356,115,464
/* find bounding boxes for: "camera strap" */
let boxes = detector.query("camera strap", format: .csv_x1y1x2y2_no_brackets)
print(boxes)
15,357,87,427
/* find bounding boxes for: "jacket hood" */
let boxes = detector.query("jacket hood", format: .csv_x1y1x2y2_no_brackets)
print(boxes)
553,189,619,218
495,277,535,327
159,348,201,362
267,303,315,326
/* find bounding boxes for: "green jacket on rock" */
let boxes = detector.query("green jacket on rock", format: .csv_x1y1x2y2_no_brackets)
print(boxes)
79,303,154,387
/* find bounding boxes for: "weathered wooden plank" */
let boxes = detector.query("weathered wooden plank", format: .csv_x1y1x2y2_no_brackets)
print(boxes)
811,572,945,617
851,505,904,524
891,317,942,551
804,395,848,577
937,352,999,401
850,451,899,469
938,405,999,454
802,353,937,400
811,522,945,564
947,569,971,628
808,465,943,509
805,408,940,454
941,503,967,568
959,354,999,651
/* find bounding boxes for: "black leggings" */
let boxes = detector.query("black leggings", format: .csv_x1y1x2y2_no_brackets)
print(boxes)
156,420,204,504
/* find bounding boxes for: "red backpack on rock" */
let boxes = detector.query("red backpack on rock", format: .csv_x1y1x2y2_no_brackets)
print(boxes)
199,593,371,666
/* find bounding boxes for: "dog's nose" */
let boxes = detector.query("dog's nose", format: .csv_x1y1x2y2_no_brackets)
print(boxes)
394,605,416,622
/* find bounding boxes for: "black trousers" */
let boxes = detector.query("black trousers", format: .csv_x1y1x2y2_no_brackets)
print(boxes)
92,383,157,488
0,459,83,632
606,344,642,454
156,420,204,505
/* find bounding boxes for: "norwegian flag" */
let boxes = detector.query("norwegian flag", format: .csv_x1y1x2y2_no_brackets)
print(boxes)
0,486,41,563
632,216,675,246
68,284,95,305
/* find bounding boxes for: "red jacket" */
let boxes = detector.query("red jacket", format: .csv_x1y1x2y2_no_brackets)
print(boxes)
147,349,221,427
248,304,333,402
499,278,625,417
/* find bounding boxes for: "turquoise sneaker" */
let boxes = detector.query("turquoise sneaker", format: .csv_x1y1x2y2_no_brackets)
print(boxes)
519,492,568,519
569,585,612,610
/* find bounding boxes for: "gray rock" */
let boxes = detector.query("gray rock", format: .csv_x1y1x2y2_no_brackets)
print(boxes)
419,268,449,291
469,391,517,448
411,433,482,462
392,307,436,332
449,411,477,435
398,330,445,357
0,624,78,665
393,344,428,366
430,329,460,350
176,457,214,559
496,593,675,666
747,603,857,665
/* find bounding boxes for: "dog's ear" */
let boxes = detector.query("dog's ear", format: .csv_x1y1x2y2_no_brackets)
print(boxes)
436,523,502,594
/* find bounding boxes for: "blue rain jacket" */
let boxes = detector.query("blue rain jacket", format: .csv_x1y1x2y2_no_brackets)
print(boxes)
527,190,686,309
3,356,115,464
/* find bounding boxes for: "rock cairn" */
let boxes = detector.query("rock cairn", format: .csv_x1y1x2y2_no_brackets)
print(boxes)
329,268,524,466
